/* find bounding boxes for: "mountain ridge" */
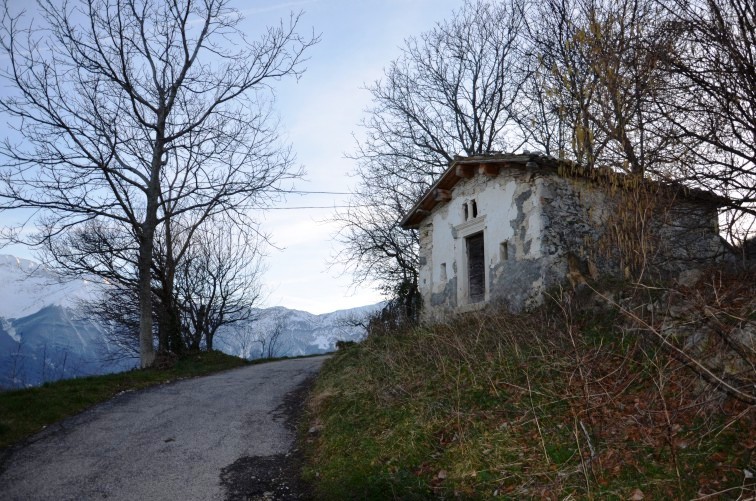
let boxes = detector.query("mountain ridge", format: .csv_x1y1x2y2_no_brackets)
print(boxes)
0,254,383,389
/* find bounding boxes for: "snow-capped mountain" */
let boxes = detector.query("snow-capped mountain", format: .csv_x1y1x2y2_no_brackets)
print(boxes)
216,303,384,360
0,305,131,389
0,255,384,389
0,255,100,318
0,255,123,388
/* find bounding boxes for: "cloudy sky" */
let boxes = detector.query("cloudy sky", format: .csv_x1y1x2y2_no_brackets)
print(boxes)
0,0,464,314
246,0,464,313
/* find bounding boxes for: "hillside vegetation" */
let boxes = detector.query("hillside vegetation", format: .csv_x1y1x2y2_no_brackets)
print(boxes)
304,271,755,499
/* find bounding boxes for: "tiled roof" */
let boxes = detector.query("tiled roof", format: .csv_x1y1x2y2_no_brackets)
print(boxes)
400,153,727,229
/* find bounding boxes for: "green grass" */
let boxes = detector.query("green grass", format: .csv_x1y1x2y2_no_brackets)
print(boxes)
303,301,756,499
0,350,248,449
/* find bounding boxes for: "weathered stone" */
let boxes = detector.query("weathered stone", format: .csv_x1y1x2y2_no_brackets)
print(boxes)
430,277,458,309
730,325,756,352
409,156,730,321
677,268,704,288
662,289,704,320
682,329,707,351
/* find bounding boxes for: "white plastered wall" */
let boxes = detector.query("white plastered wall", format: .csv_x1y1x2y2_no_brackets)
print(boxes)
422,170,544,314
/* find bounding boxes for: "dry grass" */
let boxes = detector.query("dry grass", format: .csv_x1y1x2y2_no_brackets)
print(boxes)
304,277,755,499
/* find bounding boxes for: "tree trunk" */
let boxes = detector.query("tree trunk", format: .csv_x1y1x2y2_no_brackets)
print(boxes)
167,301,183,354
138,132,166,368
138,231,156,368
156,289,169,353
162,219,183,354
157,292,183,354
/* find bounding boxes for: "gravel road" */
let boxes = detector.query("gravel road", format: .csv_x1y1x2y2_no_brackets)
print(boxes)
0,356,326,500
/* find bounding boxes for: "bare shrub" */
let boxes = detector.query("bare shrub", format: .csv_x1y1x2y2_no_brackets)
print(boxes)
309,283,755,498
598,269,756,405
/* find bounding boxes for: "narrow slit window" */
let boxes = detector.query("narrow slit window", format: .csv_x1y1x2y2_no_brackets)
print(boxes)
471,199,478,218
463,203,469,221
500,242,509,261
440,263,447,282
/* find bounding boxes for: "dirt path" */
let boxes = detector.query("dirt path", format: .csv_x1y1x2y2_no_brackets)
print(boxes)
0,356,326,500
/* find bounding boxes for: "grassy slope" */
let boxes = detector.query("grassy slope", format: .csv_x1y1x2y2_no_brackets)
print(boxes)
0,350,248,449
304,289,755,499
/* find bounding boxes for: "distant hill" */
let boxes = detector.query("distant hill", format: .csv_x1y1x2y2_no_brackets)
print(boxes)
0,255,383,389
0,305,130,389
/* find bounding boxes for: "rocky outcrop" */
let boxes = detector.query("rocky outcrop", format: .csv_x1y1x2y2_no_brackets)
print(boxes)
587,268,755,402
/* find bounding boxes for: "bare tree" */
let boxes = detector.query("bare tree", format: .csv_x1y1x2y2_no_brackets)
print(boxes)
6,338,26,388
657,0,756,241
53,208,257,355
72,217,188,359
256,312,288,359
85,284,144,364
333,157,422,317
521,0,681,176
0,0,316,367
224,315,287,361
358,0,526,170
86,218,265,359
226,321,260,360
336,0,527,313
175,222,264,352
521,0,754,242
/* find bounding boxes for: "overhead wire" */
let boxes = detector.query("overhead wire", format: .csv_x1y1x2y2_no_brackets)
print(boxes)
287,190,352,195
258,188,360,209
265,205,354,210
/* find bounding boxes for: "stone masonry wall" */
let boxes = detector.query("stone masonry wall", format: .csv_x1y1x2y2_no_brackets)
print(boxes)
418,169,730,320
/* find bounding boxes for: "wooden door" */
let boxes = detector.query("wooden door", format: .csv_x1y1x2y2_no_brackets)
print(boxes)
466,232,485,303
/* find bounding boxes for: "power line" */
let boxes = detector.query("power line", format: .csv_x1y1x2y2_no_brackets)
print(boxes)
287,190,352,195
265,205,354,210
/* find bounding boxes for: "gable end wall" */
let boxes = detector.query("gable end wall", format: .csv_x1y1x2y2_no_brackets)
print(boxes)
419,169,548,320
418,170,728,320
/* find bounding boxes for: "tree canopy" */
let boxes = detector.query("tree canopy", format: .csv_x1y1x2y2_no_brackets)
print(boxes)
338,0,756,309
0,0,317,366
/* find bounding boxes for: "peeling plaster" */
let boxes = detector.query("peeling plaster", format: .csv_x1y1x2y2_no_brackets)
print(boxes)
417,169,729,321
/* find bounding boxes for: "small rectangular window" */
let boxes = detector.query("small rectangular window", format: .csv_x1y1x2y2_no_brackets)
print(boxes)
440,262,447,282
500,242,509,261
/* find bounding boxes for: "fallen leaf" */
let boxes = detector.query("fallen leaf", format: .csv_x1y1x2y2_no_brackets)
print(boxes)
710,451,727,462
628,488,644,500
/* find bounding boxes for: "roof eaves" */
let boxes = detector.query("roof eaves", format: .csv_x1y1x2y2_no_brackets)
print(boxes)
399,153,730,230
399,153,540,229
